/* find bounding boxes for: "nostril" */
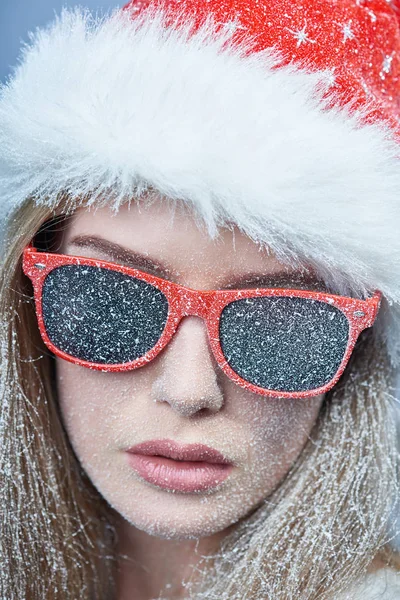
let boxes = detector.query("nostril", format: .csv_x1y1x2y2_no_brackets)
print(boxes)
173,399,212,417
191,407,211,418
152,391,223,417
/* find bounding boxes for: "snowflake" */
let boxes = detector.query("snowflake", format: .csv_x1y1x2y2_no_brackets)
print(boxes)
380,53,394,80
342,21,355,42
286,23,316,48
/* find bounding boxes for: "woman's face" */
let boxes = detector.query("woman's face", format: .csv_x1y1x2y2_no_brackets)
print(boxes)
56,200,324,540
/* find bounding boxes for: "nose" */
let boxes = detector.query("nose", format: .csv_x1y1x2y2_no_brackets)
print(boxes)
151,316,224,417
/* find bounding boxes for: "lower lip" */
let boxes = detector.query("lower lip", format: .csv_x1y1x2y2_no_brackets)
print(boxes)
126,454,233,492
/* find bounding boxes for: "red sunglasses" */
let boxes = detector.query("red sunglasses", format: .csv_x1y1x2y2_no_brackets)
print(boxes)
22,245,382,400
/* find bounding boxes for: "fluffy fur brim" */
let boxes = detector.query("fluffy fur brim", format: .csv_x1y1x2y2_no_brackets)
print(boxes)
1,7,400,365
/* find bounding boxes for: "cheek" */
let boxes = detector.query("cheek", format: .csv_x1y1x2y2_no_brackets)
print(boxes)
57,360,105,440
233,391,324,491
55,359,152,454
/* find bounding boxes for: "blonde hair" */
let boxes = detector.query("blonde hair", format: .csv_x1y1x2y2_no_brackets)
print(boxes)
0,197,399,600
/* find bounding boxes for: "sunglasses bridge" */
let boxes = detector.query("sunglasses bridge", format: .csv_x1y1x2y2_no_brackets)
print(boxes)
175,287,216,319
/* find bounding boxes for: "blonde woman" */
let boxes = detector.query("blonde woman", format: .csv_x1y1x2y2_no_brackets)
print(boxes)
1,0,400,598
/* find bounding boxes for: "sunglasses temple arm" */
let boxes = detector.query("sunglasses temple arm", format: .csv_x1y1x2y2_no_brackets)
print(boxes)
368,290,383,326
24,241,37,253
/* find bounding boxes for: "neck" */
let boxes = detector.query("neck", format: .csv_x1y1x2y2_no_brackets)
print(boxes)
115,516,234,600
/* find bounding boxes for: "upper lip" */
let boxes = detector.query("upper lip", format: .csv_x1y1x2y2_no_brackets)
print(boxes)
126,440,232,465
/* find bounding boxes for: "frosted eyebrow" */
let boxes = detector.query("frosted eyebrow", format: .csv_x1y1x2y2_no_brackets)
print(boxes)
223,271,332,292
68,235,330,292
68,235,173,280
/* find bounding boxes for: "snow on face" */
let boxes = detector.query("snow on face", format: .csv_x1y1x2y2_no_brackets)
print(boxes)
55,199,324,541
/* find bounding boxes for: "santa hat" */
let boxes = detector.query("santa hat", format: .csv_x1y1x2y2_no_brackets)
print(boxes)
1,0,400,373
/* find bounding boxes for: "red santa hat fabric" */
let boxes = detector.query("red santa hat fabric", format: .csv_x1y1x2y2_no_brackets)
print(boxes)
124,0,400,131
1,0,400,370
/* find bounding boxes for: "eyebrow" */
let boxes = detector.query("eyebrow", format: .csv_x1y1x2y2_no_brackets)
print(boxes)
67,235,331,292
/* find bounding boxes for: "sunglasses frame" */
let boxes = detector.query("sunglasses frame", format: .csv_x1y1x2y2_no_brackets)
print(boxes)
23,245,382,399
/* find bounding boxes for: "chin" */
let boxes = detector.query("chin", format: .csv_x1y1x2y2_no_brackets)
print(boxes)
89,469,262,540
116,502,241,540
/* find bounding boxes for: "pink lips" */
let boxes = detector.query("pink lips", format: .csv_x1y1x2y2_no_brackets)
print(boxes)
126,440,233,493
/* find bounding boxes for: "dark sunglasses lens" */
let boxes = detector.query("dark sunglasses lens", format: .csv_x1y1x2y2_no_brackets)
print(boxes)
219,296,349,393
42,265,169,364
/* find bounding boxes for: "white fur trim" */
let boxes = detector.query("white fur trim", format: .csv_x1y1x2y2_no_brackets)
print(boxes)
1,8,400,365
336,568,400,599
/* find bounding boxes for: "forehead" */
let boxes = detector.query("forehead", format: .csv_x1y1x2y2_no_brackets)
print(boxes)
62,200,328,291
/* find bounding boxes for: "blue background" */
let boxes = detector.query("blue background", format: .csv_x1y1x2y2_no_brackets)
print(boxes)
0,1,122,83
